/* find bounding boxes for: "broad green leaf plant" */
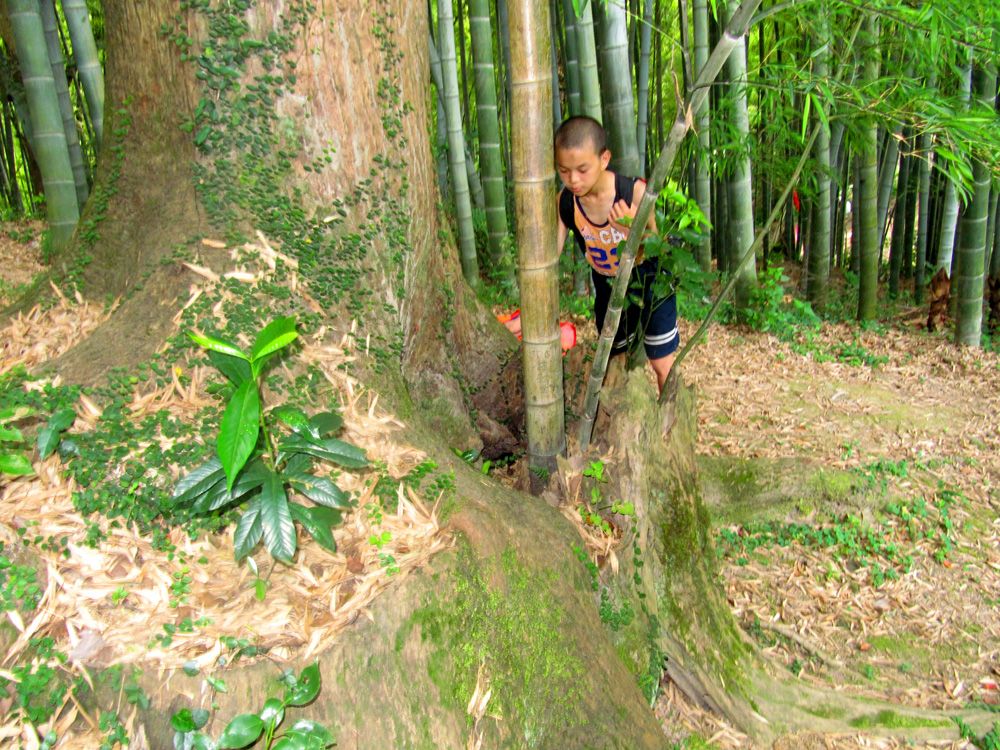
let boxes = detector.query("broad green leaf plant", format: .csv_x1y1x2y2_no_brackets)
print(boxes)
0,406,76,476
175,317,367,563
171,662,334,749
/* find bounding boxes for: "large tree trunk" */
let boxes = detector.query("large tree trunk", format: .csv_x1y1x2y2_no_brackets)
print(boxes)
21,1,784,746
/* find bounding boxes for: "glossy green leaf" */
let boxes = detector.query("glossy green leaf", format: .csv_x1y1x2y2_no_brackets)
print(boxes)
217,713,264,749
259,698,285,728
171,709,199,733
306,410,342,438
188,331,247,360
208,349,252,386
0,405,33,423
279,434,367,469
287,719,334,747
0,425,24,443
173,457,226,505
285,662,321,706
285,473,351,509
0,452,34,476
288,503,338,554
271,405,310,434
36,408,76,459
250,316,298,362
260,470,296,562
233,500,264,560
270,734,307,750
218,380,261,491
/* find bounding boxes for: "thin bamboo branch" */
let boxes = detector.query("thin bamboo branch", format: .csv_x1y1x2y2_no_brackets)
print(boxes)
578,0,767,451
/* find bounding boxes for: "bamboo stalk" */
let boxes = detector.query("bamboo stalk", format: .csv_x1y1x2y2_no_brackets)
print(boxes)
509,0,565,474
61,0,104,147
578,0,766,451
663,126,821,403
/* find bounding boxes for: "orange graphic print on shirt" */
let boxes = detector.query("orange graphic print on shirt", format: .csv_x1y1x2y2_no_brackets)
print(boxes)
573,197,629,276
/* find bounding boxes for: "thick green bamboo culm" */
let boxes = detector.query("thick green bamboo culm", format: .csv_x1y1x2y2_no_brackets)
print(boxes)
39,0,88,207
560,0,582,116
954,58,998,347
8,0,79,252
856,13,880,322
664,126,822,403
468,0,511,271
692,0,712,272
509,0,565,474
721,0,757,309
914,73,936,305
578,0,766,451
594,0,640,176
574,0,602,121
437,0,480,289
61,0,103,148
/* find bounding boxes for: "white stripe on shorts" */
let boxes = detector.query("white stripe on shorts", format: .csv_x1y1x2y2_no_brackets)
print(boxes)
644,327,678,346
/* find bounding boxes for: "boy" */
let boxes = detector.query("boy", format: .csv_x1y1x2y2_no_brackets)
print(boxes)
555,115,679,392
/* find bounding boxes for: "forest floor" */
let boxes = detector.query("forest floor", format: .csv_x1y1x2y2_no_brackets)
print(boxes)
652,305,1000,748
3,224,998,749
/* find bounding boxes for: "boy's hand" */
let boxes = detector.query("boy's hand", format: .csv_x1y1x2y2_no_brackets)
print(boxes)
609,198,637,229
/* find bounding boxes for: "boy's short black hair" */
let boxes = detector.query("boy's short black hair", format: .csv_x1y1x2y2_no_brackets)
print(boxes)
554,116,608,155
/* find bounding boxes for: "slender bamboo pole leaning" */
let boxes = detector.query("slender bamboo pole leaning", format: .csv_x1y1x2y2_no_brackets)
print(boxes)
692,0,713,271
508,0,565,476
856,13,880,321
954,56,997,347
469,0,512,273
8,0,79,252
549,0,562,126
888,141,912,297
594,0,640,176
635,0,653,175
574,0,602,121
806,1,831,312
437,0,480,288
663,126,821,403
38,0,87,206
578,0,766,451
60,0,103,148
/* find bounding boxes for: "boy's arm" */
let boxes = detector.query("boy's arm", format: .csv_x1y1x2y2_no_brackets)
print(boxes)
557,190,569,251
609,180,657,235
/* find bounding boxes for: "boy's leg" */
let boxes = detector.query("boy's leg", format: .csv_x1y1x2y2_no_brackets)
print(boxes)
641,292,680,393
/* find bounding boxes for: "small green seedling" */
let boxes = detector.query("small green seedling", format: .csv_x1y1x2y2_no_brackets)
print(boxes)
0,406,75,476
171,662,334,749
174,317,368,563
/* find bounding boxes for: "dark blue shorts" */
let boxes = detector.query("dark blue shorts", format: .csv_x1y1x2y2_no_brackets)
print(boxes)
593,261,680,360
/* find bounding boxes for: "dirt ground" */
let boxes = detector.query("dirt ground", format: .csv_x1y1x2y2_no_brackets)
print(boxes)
653,309,1000,748
3,230,998,748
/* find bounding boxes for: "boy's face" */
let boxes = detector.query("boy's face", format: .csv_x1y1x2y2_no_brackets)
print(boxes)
555,140,611,197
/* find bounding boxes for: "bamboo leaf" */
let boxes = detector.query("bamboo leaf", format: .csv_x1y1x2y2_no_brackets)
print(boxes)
250,316,298,362
260,470,296,562
217,380,261,490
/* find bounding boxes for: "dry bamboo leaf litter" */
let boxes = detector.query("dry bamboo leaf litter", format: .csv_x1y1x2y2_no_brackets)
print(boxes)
0,236,454,746
0,284,112,374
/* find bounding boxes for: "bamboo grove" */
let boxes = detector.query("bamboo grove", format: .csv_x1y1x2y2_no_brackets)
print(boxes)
424,0,1000,334
2,1,1000,465
1,0,103,250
